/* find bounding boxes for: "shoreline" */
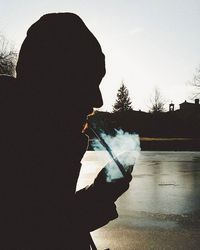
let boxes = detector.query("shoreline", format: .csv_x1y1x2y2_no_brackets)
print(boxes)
140,138,200,151
88,138,200,151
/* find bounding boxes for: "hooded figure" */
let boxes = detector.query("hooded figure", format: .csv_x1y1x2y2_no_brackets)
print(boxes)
0,13,131,249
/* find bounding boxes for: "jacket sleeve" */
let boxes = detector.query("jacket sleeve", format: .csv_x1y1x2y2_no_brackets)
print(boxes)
74,186,118,232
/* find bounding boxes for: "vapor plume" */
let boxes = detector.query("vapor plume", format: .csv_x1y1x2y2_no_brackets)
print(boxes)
92,129,140,182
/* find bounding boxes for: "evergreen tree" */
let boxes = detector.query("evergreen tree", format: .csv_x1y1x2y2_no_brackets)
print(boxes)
113,82,132,112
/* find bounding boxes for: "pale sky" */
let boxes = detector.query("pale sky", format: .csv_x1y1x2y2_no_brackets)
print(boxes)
1,0,200,111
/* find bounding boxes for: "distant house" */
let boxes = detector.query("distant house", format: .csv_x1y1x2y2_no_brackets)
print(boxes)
179,99,200,112
169,99,200,113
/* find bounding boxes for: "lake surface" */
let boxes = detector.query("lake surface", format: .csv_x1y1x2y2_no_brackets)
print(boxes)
78,151,200,249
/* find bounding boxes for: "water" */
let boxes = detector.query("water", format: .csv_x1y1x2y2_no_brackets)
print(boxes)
77,151,200,249
79,151,200,216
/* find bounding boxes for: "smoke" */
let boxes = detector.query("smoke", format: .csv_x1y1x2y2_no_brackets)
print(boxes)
91,129,141,182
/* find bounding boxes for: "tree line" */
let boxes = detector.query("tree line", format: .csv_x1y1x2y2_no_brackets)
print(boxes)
113,82,166,113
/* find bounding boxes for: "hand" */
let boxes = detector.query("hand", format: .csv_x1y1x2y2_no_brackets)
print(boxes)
92,162,133,202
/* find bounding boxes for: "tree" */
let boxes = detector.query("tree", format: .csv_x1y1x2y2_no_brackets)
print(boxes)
0,34,17,76
190,65,200,98
149,87,165,113
113,82,132,112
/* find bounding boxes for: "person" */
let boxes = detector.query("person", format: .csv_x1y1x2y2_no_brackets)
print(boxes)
0,13,132,249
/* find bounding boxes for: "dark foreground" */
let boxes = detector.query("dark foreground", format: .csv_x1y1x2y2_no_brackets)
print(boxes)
78,151,200,250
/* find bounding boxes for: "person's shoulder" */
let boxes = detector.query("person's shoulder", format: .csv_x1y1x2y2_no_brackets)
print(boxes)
0,75,17,104
0,74,16,85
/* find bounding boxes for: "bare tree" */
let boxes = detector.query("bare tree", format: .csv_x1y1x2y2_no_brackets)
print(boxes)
0,34,17,76
190,65,200,98
113,82,133,112
149,87,165,113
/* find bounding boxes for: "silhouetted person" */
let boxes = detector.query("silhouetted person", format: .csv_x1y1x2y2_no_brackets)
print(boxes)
0,13,131,249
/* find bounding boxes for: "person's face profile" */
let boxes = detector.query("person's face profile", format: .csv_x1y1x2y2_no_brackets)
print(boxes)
82,71,104,109
74,76,103,117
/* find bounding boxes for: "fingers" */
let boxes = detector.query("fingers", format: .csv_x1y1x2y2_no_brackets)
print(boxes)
93,166,133,202
125,172,132,182
127,164,134,174
112,172,132,184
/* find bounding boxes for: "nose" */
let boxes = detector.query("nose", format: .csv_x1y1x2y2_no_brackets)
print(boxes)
93,87,103,108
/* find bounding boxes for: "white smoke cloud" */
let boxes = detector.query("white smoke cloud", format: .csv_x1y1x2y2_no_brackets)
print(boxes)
91,129,141,182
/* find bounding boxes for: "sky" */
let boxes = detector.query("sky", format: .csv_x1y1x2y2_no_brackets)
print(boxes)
1,0,200,112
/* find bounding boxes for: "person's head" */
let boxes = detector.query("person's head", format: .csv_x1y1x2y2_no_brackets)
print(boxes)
16,13,105,121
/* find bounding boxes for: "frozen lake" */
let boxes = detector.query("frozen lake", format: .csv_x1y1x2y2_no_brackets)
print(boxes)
78,151,200,249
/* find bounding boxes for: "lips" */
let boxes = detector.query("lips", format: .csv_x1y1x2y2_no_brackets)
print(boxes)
87,107,94,115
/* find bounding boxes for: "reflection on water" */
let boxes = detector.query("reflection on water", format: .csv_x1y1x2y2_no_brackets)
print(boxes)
78,151,200,249
78,151,200,216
